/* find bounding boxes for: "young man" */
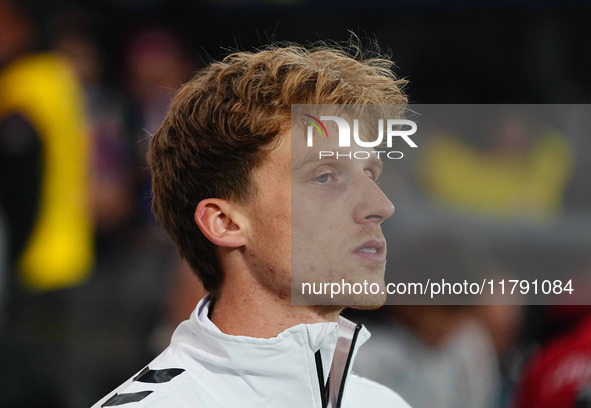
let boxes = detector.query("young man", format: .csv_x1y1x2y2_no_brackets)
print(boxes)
93,44,411,408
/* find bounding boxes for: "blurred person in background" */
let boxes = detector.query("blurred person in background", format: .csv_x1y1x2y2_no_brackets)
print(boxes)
513,265,591,408
0,0,93,406
52,18,197,406
55,16,138,238
123,27,196,223
419,106,573,222
0,0,92,295
355,305,501,408
354,234,523,408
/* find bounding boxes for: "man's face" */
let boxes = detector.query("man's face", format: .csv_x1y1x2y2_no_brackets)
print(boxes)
243,123,394,306
290,121,395,306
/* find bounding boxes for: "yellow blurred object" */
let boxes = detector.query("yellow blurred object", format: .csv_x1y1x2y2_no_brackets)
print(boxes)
420,132,573,220
0,53,93,291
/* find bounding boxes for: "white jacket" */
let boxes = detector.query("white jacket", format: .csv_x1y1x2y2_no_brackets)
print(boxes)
92,297,411,408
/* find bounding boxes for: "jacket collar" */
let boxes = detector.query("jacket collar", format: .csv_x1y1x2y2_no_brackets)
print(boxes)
171,296,370,406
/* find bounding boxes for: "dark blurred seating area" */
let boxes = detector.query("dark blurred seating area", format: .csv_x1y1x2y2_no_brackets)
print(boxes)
1,0,591,407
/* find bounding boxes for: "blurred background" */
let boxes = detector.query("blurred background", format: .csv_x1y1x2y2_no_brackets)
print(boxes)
1,0,591,407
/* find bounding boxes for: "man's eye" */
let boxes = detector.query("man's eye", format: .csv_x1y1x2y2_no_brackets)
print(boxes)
315,173,331,183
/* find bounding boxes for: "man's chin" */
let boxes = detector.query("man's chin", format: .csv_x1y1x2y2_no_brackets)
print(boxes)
348,301,385,311
313,301,383,319
346,290,388,310
295,291,387,308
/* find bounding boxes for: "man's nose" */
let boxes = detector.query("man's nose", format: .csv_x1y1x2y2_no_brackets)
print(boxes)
353,176,395,224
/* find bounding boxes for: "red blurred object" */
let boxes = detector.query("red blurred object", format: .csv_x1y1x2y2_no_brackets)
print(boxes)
514,316,591,408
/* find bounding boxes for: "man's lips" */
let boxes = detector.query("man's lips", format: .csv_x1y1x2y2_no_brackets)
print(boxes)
353,240,386,263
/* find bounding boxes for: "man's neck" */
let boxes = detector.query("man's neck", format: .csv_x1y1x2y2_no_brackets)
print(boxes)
210,280,342,339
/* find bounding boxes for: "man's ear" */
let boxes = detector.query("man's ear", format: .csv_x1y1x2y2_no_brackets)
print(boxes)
194,198,247,248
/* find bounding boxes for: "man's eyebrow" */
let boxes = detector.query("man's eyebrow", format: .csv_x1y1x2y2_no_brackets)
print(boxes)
292,151,323,172
292,150,385,174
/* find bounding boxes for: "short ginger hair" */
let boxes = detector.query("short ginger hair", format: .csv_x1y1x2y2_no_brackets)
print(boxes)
148,42,407,297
